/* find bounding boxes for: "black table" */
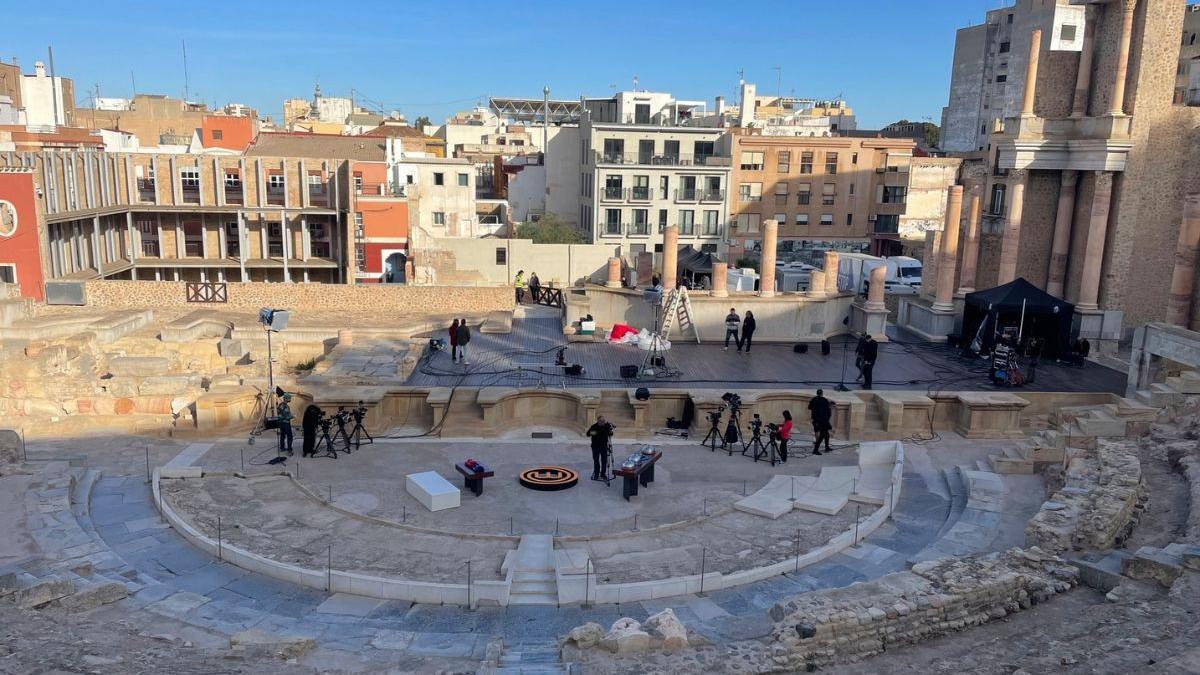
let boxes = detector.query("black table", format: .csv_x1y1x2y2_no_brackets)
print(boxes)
455,463,494,496
611,451,661,501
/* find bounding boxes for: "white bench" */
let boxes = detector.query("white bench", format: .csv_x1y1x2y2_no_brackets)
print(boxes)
405,471,461,512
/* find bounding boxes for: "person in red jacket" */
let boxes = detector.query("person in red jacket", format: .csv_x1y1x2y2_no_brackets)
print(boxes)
777,410,793,463
448,319,459,362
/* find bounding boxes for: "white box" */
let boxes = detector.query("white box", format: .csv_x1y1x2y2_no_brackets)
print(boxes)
405,471,461,512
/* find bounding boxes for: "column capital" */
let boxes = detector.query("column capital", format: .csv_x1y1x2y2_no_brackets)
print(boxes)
1120,0,1137,14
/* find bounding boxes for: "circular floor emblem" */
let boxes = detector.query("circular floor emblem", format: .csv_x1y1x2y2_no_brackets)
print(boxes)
518,466,579,491
0,200,16,237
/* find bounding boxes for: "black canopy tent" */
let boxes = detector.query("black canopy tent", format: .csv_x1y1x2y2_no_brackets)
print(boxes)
676,246,719,289
961,278,1074,358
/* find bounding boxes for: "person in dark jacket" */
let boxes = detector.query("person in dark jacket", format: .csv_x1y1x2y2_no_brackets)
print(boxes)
529,272,541,303
808,389,833,455
448,319,460,363
301,404,322,457
724,308,740,351
854,333,869,382
586,415,614,480
861,335,879,390
739,311,757,354
455,319,471,365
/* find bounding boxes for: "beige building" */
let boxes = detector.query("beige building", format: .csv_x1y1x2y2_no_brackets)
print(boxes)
937,0,1200,342
386,138,478,239
1177,3,1200,104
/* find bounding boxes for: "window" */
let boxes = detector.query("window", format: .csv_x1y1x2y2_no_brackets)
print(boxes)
605,208,621,235
881,186,907,204
795,214,809,226
825,152,838,174
734,213,760,233
604,175,623,199
849,183,855,196
180,168,200,188
495,247,507,265
800,151,813,174
634,103,651,125
658,209,668,232
702,210,720,236
268,174,285,189
740,151,764,171
433,211,446,225
797,184,812,205
777,151,791,173
693,141,715,163
989,184,1007,216
820,214,834,226
659,176,669,200
212,129,223,141
775,182,789,206
679,210,695,236
999,41,1010,54
309,220,325,239
821,183,836,205
773,213,786,225
1006,13,1013,24
704,176,721,200
738,182,762,202
354,212,363,235
851,152,858,165
457,173,469,187
224,172,241,188
632,209,649,235
874,214,899,234
603,138,624,162
632,175,650,200
434,172,445,186
355,245,365,271
1060,24,1076,42
846,213,853,226
0,264,14,284
996,74,1007,83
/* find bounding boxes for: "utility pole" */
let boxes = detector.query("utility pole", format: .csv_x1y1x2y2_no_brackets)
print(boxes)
181,39,190,103
774,66,782,99
47,46,60,127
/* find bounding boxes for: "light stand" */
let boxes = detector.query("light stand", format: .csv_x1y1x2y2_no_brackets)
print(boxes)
835,317,852,392
248,308,289,446
639,290,678,379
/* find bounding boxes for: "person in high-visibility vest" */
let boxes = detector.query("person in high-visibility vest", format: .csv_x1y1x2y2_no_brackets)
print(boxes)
514,270,526,304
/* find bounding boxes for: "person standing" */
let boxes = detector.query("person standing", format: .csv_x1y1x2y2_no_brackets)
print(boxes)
587,415,614,481
301,403,321,457
861,335,879,390
808,389,833,455
740,311,757,354
529,271,541,303
854,333,869,382
514,270,526,304
277,393,295,455
456,318,471,365
724,308,741,351
777,410,793,463
448,319,460,363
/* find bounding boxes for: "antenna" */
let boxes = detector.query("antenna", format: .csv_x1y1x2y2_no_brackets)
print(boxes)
130,70,136,99
181,39,190,103
774,65,782,98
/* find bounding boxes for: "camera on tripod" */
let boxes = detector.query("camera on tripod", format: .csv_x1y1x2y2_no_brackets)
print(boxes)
721,392,742,412
706,409,723,424
748,414,763,434
766,421,780,440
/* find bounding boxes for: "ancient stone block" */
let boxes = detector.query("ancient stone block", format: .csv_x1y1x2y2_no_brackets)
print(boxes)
566,622,605,649
644,608,689,651
106,357,170,377
601,618,651,655
60,581,129,611
138,375,201,396
13,575,74,609
229,629,316,660
0,429,20,464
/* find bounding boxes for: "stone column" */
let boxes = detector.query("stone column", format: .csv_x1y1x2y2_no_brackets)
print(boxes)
1077,171,1114,311
997,172,1027,285
605,257,622,288
1070,6,1097,118
662,225,679,290
809,268,826,297
933,186,964,311
824,251,839,294
958,191,982,295
758,218,778,297
866,266,886,311
711,262,728,297
1047,171,1079,298
1021,29,1042,116
1166,194,1200,326
1108,0,1137,116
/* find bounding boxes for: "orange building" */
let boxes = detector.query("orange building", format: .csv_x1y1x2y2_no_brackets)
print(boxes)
0,168,46,300
350,161,409,282
200,114,257,152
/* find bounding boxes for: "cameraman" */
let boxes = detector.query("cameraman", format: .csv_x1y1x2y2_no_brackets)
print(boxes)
587,415,614,481
301,404,322,457
277,393,295,455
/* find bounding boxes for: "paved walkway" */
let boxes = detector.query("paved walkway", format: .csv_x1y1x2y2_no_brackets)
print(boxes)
403,314,1126,393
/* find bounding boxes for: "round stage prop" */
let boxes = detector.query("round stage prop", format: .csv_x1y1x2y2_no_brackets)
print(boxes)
518,466,579,491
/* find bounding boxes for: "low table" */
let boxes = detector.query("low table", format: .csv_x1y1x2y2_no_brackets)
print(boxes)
405,471,460,512
612,450,661,501
455,463,495,496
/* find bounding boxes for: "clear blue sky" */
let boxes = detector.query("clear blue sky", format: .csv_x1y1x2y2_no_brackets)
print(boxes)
5,0,1003,129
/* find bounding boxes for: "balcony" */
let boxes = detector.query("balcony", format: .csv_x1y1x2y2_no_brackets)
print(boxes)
700,224,724,238
266,185,286,206
140,240,160,257
628,221,651,237
675,188,699,203
594,151,731,167
602,186,624,201
630,186,651,201
699,189,725,202
224,184,244,204
181,184,201,204
357,182,405,198
308,183,328,204
310,241,331,258
600,222,626,237
136,179,156,203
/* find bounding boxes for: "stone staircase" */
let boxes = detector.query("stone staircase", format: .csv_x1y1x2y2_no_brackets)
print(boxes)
909,466,1006,564
492,639,571,674
1136,370,1200,407
505,535,558,606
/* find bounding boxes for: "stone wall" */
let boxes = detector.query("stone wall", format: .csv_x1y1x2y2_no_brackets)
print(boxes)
1025,439,1145,552
764,547,1076,670
81,280,514,315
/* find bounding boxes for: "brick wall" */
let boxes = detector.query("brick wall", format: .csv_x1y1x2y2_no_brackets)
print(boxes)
81,280,514,315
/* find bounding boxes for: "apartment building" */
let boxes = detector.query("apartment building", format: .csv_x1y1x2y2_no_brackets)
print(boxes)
349,160,409,283
387,145,478,239
0,148,355,292
579,91,731,256
1178,4,1200,104
722,129,936,261
82,94,215,147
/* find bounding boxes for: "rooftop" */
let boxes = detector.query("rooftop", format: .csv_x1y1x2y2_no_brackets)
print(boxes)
245,131,386,161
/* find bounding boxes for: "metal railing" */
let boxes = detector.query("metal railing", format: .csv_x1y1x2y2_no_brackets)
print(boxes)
675,188,698,202
601,222,626,236
356,182,405,197
602,186,624,200
595,151,731,167
700,189,725,202
630,186,651,201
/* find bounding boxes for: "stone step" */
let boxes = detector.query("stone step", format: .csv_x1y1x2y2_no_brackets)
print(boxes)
1074,409,1127,438
931,468,967,541
513,570,555,582
507,592,560,605
974,459,991,472
510,581,557,595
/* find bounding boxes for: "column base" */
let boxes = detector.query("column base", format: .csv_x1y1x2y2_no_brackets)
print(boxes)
604,281,622,289
711,290,728,298
896,297,960,342
850,302,890,342
758,291,776,298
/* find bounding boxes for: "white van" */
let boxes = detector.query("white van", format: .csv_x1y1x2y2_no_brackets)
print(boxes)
885,256,923,288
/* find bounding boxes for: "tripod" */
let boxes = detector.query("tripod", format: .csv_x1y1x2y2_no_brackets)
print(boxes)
702,413,723,452
313,421,340,459
333,415,352,454
746,427,779,466
349,414,373,450
835,330,855,393
248,325,281,445
724,409,745,457
639,294,680,379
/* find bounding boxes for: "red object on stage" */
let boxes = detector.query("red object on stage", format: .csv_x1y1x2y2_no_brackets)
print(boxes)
609,324,637,341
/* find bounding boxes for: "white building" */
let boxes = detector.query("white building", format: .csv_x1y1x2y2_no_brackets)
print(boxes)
579,91,732,257
386,138,478,238
19,61,70,127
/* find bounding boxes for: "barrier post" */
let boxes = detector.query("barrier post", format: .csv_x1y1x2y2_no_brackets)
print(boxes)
794,529,801,573
854,504,861,545
466,560,473,611
583,558,592,609
217,515,222,561
145,447,151,483
698,548,707,597
326,544,332,591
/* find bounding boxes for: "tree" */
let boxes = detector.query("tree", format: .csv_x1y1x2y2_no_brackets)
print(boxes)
514,214,586,244
414,116,432,130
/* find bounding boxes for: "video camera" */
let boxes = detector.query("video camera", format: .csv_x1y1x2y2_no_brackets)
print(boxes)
721,392,742,412
706,409,723,425
766,421,781,440
351,400,367,423
748,414,763,434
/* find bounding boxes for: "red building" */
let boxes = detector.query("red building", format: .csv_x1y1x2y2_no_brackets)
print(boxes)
200,114,257,152
351,161,409,283
0,169,46,300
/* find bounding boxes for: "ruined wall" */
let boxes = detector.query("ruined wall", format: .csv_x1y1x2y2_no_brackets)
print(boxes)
81,280,514,314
